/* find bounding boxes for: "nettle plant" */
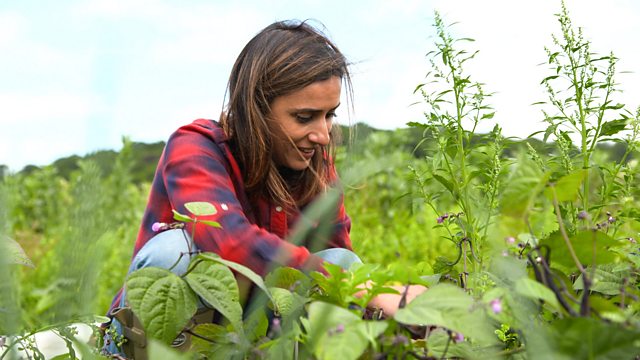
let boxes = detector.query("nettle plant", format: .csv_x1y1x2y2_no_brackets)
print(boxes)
410,3,640,359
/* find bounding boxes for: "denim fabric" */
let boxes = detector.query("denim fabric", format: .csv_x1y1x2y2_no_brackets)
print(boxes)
314,247,362,270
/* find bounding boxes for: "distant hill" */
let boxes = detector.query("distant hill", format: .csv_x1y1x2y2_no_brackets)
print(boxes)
12,141,166,184
1,122,631,184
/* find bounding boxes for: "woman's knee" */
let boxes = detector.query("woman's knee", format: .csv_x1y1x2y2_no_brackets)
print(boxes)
129,229,195,276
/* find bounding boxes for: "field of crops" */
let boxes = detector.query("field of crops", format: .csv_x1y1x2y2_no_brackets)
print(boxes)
2,4,640,359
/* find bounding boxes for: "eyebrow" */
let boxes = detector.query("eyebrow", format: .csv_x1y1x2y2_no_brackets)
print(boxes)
291,103,341,113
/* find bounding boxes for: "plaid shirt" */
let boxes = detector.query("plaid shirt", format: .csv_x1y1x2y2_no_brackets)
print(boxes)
135,119,351,274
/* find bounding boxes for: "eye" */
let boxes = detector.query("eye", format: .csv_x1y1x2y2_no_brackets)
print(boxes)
327,112,338,120
296,114,313,124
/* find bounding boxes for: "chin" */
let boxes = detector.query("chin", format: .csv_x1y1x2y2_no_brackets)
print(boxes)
284,158,311,171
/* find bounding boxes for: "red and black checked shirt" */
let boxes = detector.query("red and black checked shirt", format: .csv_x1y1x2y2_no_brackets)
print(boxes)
135,118,351,274
108,119,351,315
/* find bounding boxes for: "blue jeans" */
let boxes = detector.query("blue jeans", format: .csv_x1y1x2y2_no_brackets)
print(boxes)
103,229,361,355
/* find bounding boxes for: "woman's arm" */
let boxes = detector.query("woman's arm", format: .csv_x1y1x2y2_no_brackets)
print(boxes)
152,120,326,275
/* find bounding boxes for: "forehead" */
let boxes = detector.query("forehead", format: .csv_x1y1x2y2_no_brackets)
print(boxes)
272,76,342,110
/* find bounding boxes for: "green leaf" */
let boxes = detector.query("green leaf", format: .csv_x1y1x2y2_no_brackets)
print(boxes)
1,236,34,267
500,156,550,218
126,267,198,344
514,277,561,311
264,267,311,294
197,252,275,306
539,230,619,271
198,220,221,228
172,209,193,223
184,256,243,331
190,323,246,357
525,318,640,360
599,119,627,136
148,339,195,360
427,328,489,360
394,284,496,346
185,201,217,216
573,264,630,295
432,174,454,193
269,287,307,317
544,169,587,202
305,301,386,360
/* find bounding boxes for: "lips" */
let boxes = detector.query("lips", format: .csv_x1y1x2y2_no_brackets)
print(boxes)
297,147,315,159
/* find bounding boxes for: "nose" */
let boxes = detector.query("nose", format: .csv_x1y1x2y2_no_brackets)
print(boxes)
308,119,331,146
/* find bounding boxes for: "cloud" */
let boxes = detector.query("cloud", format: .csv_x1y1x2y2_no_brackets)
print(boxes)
0,11,26,48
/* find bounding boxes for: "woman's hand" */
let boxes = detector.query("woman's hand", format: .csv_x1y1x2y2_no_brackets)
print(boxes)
356,282,428,318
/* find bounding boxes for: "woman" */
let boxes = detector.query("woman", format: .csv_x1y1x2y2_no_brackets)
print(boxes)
103,20,423,357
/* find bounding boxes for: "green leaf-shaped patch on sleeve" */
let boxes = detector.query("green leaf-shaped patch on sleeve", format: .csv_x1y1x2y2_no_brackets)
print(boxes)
126,267,198,345
184,255,243,331
185,201,217,216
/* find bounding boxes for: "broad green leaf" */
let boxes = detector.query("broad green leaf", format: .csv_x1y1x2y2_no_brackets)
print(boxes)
172,209,193,223
525,317,640,360
514,277,561,311
184,256,243,331
197,252,275,306
148,339,193,360
539,230,619,271
305,301,383,360
243,308,269,343
269,287,306,317
1,236,34,267
544,169,587,202
573,264,630,295
190,323,246,357
427,328,487,360
264,267,311,294
394,284,496,346
126,267,198,344
500,156,550,219
185,201,217,216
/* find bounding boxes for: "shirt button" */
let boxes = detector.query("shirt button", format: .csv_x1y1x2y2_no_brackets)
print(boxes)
275,206,283,212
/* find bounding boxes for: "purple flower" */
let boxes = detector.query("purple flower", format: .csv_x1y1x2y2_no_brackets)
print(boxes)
577,210,589,220
453,332,464,343
436,213,449,224
335,324,345,333
151,222,166,232
501,250,509,257
271,318,281,333
490,298,502,314
505,236,516,245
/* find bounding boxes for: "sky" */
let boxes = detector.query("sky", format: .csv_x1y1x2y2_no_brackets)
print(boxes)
1,0,639,172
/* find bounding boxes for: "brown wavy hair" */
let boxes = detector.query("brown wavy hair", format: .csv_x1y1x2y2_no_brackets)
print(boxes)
220,20,353,209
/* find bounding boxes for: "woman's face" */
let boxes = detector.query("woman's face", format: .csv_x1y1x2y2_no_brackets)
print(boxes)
268,76,341,170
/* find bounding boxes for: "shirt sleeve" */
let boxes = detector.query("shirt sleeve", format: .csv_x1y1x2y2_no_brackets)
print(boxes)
160,122,327,276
